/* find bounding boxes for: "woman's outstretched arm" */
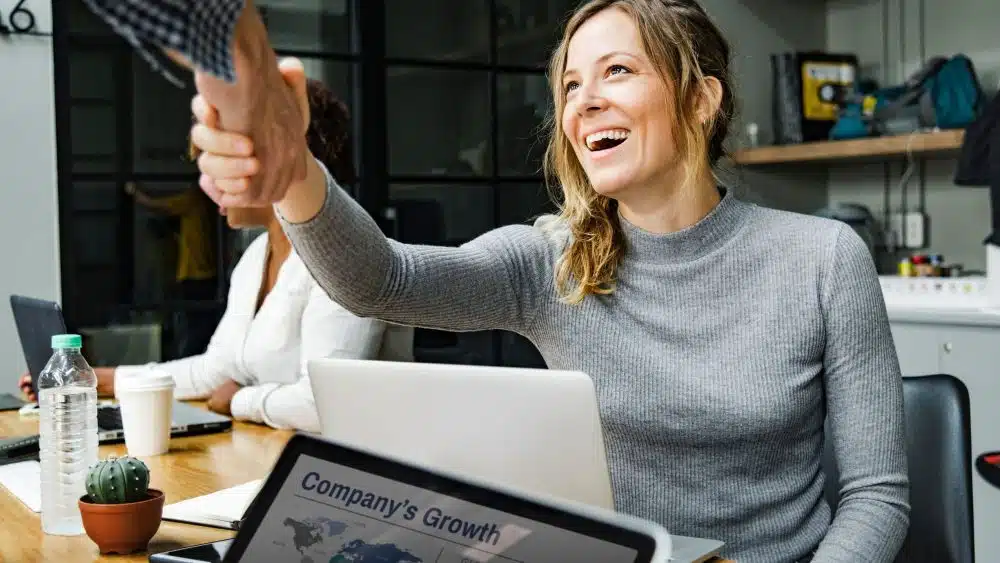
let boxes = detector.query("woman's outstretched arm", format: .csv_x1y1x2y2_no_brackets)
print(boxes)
277,157,554,334
192,87,557,335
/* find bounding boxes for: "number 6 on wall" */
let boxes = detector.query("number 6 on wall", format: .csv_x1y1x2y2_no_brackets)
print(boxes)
0,0,37,35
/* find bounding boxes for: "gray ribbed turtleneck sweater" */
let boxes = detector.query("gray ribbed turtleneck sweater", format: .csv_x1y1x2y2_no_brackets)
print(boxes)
281,164,910,562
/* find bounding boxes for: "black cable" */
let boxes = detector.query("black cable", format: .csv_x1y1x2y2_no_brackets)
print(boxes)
882,0,890,84
898,0,905,85
919,0,927,63
918,0,928,219
881,0,892,250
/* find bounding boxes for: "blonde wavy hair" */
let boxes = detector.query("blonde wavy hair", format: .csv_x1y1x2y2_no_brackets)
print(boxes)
544,0,735,303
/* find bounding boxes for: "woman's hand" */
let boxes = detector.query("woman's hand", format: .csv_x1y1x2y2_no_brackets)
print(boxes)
18,372,35,403
94,367,116,397
207,379,242,416
190,57,310,208
20,367,117,402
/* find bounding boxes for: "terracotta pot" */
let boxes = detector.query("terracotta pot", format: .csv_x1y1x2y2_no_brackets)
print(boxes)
78,489,165,555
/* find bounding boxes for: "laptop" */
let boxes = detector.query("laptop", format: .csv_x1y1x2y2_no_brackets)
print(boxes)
309,358,615,510
0,296,68,411
306,358,725,563
150,433,675,562
96,400,231,443
9,295,232,442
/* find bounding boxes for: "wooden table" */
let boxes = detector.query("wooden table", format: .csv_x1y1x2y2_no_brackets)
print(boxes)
1,405,732,563
0,405,294,562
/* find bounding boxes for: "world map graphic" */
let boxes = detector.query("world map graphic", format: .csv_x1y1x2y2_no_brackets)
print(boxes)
282,517,423,563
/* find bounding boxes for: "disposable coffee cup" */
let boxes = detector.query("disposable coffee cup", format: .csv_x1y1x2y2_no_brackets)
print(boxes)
116,369,175,457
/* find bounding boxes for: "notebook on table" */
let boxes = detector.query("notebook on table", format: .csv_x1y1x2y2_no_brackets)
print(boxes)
162,480,264,530
0,460,41,512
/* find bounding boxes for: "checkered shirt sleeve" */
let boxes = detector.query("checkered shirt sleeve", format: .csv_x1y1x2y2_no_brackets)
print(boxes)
81,0,244,86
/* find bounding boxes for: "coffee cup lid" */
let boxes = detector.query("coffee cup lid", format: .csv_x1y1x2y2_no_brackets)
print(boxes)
117,369,175,392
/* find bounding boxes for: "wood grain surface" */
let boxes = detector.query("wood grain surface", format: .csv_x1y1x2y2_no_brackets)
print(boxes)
0,404,293,562
0,403,733,562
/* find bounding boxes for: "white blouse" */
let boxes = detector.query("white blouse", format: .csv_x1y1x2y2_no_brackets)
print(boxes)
116,232,413,431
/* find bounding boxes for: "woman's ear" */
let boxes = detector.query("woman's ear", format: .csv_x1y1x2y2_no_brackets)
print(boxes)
696,76,724,125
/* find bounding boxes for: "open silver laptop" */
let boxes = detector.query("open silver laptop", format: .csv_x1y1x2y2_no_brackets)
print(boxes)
307,358,724,562
96,399,231,443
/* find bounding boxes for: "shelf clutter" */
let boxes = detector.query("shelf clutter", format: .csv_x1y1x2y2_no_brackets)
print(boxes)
880,274,988,309
881,251,980,309
881,246,1000,310
732,129,965,165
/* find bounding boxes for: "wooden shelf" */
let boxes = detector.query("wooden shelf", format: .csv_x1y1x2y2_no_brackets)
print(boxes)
732,129,966,165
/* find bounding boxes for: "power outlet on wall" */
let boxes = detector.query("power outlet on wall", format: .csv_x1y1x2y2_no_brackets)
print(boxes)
889,212,927,249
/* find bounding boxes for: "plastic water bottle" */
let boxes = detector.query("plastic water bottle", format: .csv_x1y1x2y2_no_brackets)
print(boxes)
37,334,99,536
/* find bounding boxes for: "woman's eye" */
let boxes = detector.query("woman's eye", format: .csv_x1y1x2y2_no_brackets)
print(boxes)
564,81,579,93
608,64,630,76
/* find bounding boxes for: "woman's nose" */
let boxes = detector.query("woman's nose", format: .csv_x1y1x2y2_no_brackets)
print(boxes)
574,85,609,116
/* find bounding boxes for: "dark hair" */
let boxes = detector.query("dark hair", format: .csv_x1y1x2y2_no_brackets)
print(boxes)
187,78,356,185
304,78,357,185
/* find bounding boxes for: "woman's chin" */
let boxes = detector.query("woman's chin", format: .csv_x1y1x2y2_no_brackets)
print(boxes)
588,175,633,199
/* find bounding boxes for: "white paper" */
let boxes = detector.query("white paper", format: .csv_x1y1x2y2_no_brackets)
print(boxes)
0,460,41,512
162,479,263,529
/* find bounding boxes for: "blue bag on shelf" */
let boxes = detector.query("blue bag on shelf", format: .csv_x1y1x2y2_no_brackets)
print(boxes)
830,54,984,140
873,54,984,134
930,55,985,128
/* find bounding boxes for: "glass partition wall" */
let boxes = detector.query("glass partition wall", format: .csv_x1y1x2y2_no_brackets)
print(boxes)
54,0,578,367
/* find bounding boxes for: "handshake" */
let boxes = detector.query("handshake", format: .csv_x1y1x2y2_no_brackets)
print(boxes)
189,56,314,212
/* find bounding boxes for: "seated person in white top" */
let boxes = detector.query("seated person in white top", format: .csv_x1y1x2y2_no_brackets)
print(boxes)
20,79,413,431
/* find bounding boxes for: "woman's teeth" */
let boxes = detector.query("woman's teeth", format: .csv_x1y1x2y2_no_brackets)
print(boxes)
586,129,630,151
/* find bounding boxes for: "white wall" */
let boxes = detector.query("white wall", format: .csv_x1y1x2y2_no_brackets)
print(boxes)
827,0,999,273
708,0,830,213
0,0,60,381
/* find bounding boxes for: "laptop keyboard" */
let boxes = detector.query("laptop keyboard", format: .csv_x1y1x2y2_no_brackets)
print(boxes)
97,406,123,430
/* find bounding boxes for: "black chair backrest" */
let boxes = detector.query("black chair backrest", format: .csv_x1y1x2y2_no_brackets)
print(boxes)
822,374,974,563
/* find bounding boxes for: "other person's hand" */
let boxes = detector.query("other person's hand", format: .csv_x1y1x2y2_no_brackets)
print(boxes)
18,372,35,403
207,379,242,417
191,3,310,209
191,57,310,209
20,368,116,402
93,367,116,397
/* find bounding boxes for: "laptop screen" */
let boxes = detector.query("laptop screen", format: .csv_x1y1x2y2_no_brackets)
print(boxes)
227,435,660,563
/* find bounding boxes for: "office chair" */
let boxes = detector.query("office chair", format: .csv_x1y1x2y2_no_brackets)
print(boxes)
822,374,975,563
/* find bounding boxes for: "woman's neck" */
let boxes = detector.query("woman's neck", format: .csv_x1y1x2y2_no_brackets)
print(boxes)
266,219,291,262
255,219,292,314
617,172,721,234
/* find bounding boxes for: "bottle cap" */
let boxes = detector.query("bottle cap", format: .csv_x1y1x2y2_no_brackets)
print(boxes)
51,334,82,349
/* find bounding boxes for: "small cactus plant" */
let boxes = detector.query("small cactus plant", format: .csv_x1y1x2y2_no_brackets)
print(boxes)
85,454,151,504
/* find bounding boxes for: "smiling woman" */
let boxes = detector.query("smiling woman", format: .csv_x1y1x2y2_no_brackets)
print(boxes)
546,1,733,303
184,0,911,561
